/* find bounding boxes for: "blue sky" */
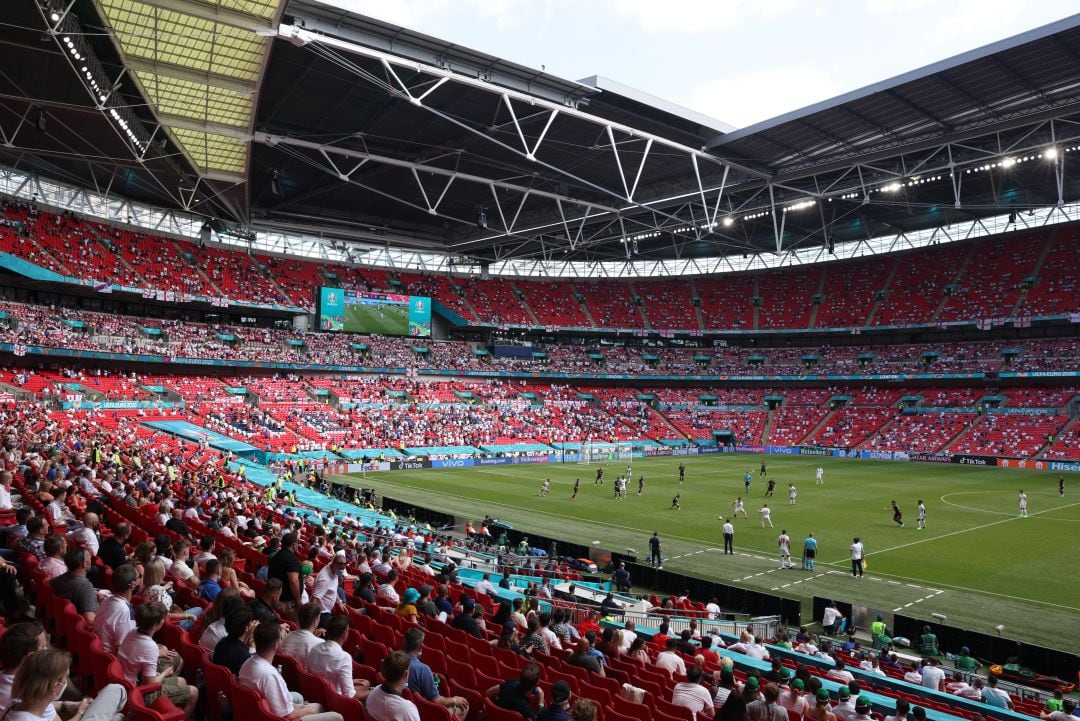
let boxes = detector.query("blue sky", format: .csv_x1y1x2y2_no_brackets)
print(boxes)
317,0,1078,129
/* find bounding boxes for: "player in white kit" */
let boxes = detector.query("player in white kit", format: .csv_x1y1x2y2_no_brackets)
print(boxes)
759,504,774,528
778,530,793,569
731,497,749,519
788,484,797,506
917,500,927,529
1018,490,1028,517
816,466,824,484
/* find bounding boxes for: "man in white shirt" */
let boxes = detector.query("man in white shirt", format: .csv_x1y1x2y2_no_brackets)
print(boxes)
311,552,348,624
94,564,138,653
655,638,687,676
671,666,714,715
822,602,843,635
826,660,854,684
902,663,923,685
118,601,198,717
366,651,421,721
705,600,722,620
306,615,370,700
619,621,637,653
279,603,325,660
68,512,101,558
167,540,198,587
376,570,401,604
239,620,342,721
850,537,864,578
920,658,946,691
0,472,14,511
473,573,497,597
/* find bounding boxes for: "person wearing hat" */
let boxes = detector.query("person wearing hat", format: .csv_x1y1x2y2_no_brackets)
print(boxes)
537,680,573,721
742,676,761,704
852,696,874,721
805,689,837,721
953,646,980,672
918,625,940,657
396,588,421,625
403,628,469,719
780,679,809,716
747,682,787,721
451,596,483,638
833,687,856,721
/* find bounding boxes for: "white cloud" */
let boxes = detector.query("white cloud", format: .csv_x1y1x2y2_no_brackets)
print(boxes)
608,0,801,34
686,66,846,129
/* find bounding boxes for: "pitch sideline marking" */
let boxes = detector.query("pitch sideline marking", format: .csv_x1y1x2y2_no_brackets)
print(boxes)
827,500,1080,563
939,491,1080,521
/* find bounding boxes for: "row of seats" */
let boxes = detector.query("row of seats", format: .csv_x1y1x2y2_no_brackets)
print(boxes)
4,201,1079,329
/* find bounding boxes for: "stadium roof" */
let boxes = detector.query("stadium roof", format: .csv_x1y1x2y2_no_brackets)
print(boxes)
3,2,1080,270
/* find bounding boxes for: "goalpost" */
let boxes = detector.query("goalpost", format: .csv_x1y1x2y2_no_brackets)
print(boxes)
578,441,633,464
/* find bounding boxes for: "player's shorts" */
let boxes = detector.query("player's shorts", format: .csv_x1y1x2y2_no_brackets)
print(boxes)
893,513,902,521
805,549,816,558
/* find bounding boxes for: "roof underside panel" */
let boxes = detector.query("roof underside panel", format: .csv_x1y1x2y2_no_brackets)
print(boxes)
96,0,279,178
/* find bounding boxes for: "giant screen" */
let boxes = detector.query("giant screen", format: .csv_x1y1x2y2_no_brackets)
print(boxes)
317,287,431,337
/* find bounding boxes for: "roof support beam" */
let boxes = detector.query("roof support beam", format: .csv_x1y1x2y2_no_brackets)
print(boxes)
130,0,276,33
124,57,257,94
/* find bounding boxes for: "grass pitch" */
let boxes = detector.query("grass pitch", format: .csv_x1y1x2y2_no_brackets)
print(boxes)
336,454,1080,651
345,303,409,335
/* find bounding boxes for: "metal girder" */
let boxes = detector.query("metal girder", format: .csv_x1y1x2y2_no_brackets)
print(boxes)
133,0,277,34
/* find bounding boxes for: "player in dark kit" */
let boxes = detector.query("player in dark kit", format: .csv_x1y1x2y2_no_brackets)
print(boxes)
678,463,686,483
1060,475,1065,497
765,478,776,497
595,467,603,484
760,461,768,476
671,493,681,510
889,500,905,527
638,476,645,495
571,478,580,501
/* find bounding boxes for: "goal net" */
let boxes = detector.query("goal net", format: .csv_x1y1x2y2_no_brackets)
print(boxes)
578,441,633,465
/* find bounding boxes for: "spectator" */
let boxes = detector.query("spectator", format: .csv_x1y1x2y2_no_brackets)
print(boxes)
655,637,686,677
673,665,714,715
212,606,256,675
93,564,138,653
306,615,370,700
239,620,342,721
852,696,874,721
38,535,67,581
779,679,809,717
366,651,419,721
118,601,198,718
0,622,48,709
1041,700,1077,721
198,590,246,653
451,597,483,638
250,578,283,623
280,603,324,660
7,648,126,721
268,532,303,614
50,547,99,622
981,677,1013,710
804,689,837,721
403,628,468,719
98,523,130,570
716,693,751,721
310,551,347,625
487,663,544,721
748,683,788,721
566,639,604,677
198,559,223,602
537,680,572,721
920,658,945,692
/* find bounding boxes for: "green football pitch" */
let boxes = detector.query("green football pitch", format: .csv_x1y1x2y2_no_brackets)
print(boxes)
336,454,1080,651
344,303,409,335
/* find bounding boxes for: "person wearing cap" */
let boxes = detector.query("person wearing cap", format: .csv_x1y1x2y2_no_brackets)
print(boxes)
953,646,980,672
672,665,714,715
742,676,762,704
396,588,421,625
852,697,875,721
747,682,788,721
311,551,348,626
537,680,572,721
805,688,838,721
451,596,483,638
918,625,940,657
833,686,856,721
307,614,371,701
780,679,810,716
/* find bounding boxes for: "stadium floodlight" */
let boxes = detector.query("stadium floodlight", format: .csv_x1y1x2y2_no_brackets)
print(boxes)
722,216,734,227
476,207,487,229
50,12,59,21
1044,147,1058,159
1002,157,1016,167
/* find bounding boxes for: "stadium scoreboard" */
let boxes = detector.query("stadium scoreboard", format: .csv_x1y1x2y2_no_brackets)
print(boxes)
317,286,432,337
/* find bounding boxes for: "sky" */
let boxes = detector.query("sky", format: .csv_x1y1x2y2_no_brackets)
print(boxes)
315,0,1078,129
